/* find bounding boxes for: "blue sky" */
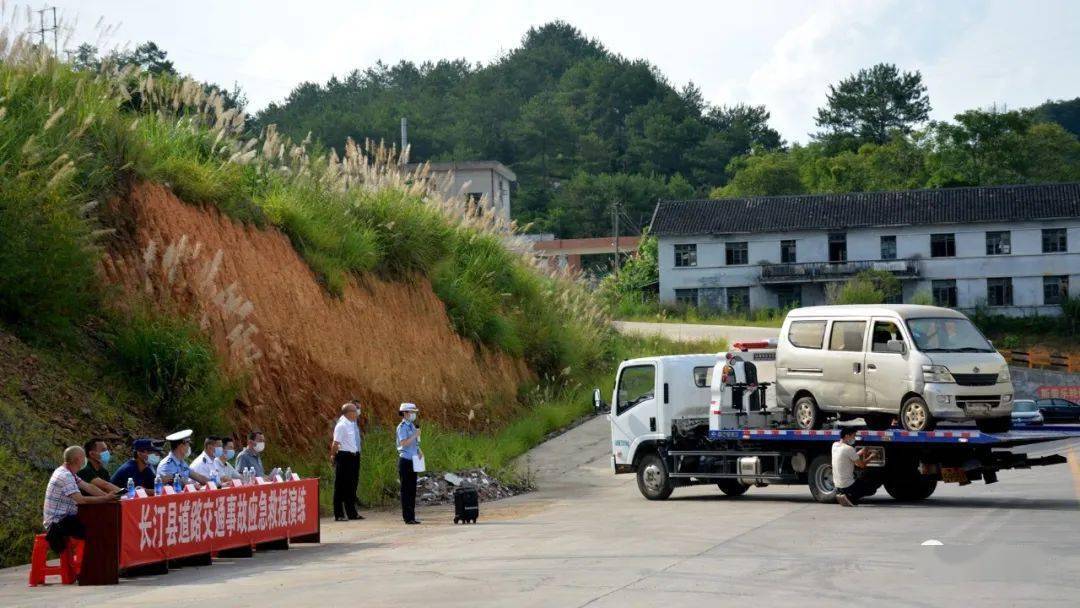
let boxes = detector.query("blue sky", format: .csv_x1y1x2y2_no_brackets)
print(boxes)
38,0,1080,143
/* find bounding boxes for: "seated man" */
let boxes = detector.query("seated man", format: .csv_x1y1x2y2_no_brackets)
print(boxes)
43,446,119,553
78,438,120,494
156,429,210,485
832,426,877,507
190,436,224,482
216,437,242,481
111,438,162,493
235,430,267,479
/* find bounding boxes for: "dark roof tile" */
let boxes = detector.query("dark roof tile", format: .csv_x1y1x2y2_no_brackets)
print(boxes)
650,183,1080,237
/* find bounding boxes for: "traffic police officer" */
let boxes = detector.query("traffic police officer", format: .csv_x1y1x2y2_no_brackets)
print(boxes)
157,429,210,485
396,403,423,524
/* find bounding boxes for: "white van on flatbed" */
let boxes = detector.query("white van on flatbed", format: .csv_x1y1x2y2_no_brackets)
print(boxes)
775,304,1014,433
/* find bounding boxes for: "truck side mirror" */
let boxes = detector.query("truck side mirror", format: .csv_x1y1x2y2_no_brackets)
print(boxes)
593,388,607,413
886,339,907,355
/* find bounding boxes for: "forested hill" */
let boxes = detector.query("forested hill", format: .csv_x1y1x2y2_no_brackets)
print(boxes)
255,22,783,237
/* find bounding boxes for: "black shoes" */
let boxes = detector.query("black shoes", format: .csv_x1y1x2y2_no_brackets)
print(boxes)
405,519,421,525
348,514,365,520
334,516,348,521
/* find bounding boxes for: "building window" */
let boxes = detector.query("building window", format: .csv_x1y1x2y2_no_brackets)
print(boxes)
727,287,750,311
985,231,1011,255
987,277,1013,307
930,233,956,258
674,288,699,307
674,244,697,267
466,192,484,204
776,286,801,309
828,232,847,262
1044,276,1069,305
1043,228,1067,253
780,240,797,264
725,242,748,265
880,235,897,260
932,279,958,307
699,288,724,310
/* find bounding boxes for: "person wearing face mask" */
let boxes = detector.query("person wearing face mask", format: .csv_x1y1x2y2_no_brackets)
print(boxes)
157,429,210,485
43,446,119,553
832,426,876,507
78,438,121,494
396,403,423,525
111,438,163,493
331,401,364,521
190,436,225,483
236,430,267,479
216,437,242,481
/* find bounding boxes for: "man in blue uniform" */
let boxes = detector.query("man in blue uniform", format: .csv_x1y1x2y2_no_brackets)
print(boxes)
157,429,210,485
396,403,423,525
110,438,163,492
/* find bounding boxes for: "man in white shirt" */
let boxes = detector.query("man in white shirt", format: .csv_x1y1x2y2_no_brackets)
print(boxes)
330,400,363,521
190,436,225,483
832,426,876,507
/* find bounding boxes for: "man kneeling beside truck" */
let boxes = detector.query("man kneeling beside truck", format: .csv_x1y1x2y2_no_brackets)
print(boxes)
602,305,1078,503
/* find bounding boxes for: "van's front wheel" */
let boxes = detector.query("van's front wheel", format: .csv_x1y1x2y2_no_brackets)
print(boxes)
636,453,674,500
900,397,936,431
794,396,823,430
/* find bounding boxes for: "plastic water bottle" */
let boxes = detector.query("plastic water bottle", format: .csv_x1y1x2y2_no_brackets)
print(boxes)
211,470,220,488
154,474,163,496
174,474,183,493
126,477,135,498
284,467,293,481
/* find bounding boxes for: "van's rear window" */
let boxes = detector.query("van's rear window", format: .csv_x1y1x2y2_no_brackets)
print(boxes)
788,320,826,349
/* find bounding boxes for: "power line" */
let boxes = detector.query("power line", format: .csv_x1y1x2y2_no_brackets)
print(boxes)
36,5,58,56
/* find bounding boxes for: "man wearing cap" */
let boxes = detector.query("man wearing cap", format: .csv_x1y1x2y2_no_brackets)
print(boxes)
111,438,163,493
330,401,364,521
396,403,423,525
190,436,225,483
78,438,121,494
157,429,210,485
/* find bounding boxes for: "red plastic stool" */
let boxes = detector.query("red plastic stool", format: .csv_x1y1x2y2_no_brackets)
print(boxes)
28,534,84,586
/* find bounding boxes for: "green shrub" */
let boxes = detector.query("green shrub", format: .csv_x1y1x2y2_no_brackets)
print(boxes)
104,308,235,436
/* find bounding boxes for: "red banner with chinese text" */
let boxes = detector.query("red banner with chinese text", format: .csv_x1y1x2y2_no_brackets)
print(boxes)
119,479,319,568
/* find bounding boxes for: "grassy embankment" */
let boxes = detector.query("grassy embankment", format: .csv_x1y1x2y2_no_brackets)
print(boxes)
0,37,720,563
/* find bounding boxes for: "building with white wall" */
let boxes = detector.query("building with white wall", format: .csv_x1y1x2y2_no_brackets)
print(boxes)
407,161,516,221
650,183,1080,316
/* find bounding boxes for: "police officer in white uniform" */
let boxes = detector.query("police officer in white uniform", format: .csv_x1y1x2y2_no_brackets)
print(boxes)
330,401,364,521
396,403,423,525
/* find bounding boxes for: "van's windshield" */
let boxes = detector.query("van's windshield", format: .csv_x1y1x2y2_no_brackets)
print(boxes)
906,317,994,353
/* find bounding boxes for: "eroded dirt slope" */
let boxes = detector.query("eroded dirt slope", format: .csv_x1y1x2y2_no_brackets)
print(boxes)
100,182,531,449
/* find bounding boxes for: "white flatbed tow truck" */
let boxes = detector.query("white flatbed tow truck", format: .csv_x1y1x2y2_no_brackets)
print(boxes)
601,340,1080,502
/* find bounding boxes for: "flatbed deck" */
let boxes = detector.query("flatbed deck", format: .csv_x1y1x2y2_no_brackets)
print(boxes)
707,425,1080,447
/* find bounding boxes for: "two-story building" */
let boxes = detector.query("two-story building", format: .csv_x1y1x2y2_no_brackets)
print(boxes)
406,161,516,222
650,183,1080,316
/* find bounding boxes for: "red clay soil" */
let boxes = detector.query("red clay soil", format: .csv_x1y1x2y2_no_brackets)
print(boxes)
99,181,531,450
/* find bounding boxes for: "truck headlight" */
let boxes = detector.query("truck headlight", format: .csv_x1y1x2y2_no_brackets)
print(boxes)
1001,394,1012,403
921,364,955,383
999,367,1010,382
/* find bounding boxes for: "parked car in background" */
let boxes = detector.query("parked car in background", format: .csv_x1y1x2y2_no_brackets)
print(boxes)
1036,398,1080,423
1010,400,1044,427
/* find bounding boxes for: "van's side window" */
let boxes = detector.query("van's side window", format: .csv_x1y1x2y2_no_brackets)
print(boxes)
617,365,655,416
829,321,867,352
692,366,713,388
788,321,826,349
871,321,903,353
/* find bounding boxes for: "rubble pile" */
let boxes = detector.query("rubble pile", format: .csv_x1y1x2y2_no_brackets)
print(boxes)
416,468,529,505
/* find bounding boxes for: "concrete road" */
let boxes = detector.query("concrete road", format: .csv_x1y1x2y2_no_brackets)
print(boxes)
3,418,1079,607
614,320,779,345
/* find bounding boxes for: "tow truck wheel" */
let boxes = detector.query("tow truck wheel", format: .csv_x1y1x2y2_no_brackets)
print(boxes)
900,397,936,431
636,453,674,501
794,396,823,430
884,477,937,501
807,455,837,503
717,480,750,496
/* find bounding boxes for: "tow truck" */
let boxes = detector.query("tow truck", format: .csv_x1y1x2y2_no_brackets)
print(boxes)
600,340,1080,502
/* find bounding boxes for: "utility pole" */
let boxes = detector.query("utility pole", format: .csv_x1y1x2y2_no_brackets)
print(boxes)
612,200,621,278
36,6,59,56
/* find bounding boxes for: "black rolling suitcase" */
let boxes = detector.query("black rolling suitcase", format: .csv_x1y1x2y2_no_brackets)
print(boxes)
453,485,479,524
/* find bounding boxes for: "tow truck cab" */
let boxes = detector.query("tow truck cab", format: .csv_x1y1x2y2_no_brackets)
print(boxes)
608,354,717,473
